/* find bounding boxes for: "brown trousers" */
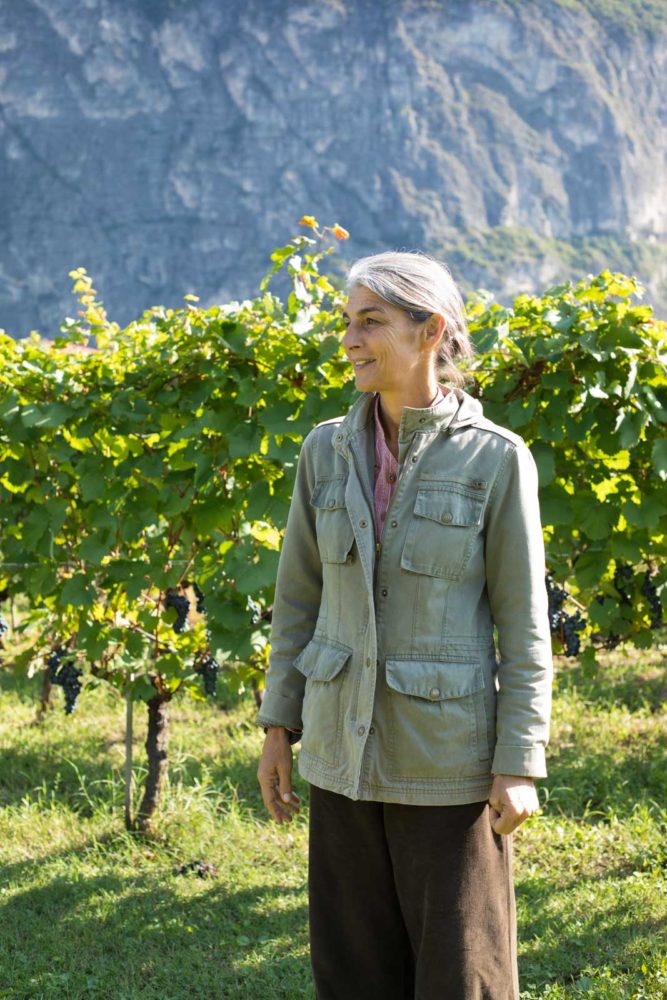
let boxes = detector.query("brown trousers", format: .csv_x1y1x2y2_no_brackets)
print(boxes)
308,784,519,1000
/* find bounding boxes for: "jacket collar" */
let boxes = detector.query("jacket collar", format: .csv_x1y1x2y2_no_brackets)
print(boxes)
332,384,484,456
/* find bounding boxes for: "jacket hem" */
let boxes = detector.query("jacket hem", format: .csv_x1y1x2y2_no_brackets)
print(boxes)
299,756,493,805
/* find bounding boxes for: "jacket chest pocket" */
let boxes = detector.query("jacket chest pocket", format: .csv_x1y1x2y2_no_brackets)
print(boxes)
310,478,356,565
401,485,484,581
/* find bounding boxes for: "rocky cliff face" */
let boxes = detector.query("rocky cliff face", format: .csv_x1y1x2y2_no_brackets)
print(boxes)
0,0,665,338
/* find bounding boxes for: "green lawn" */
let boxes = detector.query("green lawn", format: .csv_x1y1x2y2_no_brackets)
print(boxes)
0,649,665,999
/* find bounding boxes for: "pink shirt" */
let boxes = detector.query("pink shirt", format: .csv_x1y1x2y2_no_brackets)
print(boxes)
373,387,446,543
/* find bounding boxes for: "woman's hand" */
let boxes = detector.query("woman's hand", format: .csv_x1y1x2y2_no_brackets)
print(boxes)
488,774,539,835
257,727,301,823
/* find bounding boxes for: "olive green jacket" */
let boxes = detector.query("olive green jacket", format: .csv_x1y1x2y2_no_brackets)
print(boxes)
257,386,553,805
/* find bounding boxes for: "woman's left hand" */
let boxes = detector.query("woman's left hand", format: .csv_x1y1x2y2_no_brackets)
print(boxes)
488,774,539,835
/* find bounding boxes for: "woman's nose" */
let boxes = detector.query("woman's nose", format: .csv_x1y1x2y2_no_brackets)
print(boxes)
342,325,361,354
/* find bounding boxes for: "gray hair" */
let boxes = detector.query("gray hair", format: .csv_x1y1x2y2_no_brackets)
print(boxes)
345,250,475,387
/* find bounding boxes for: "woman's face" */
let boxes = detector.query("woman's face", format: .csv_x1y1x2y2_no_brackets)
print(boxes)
341,285,432,394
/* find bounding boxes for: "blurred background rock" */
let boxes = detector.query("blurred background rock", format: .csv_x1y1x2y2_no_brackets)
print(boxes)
1,0,665,338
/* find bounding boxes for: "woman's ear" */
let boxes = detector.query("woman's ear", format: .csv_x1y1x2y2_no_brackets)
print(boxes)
424,313,446,344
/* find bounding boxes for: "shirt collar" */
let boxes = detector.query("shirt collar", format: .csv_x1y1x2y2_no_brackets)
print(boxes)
373,385,446,446
331,384,483,456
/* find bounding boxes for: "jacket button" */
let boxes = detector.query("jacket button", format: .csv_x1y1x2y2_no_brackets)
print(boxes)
388,472,396,482
335,434,343,441
345,552,354,563
410,455,417,463
357,725,366,737
390,520,398,527
418,417,425,423
381,588,388,597
359,519,368,528
369,726,376,735
442,512,453,523
328,499,336,507
429,687,441,700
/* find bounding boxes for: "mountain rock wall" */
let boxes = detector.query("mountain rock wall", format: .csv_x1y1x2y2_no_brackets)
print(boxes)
1,0,665,337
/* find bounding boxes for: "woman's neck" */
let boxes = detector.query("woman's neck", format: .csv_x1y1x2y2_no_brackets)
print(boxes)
377,381,447,447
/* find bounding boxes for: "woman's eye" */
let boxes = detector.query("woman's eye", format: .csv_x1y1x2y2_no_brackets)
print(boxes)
365,317,377,325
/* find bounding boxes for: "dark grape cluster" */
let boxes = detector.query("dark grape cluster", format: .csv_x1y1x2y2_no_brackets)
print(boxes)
192,582,206,614
47,647,82,714
165,589,190,633
195,653,219,697
545,573,587,658
183,580,206,613
0,615,8,638
562,610,586,657
46,646,66,679
596,565,664,644
168,581,221,697
546,574,567,632
613,563,634,605
641,571,663,630
590,562,665,648
247,597,262,626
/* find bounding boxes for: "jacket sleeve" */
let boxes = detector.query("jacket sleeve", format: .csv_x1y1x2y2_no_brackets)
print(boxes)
484,439,553,778
257,427,323,732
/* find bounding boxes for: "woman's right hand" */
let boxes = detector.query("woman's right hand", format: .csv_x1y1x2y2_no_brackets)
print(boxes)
257,727,301,823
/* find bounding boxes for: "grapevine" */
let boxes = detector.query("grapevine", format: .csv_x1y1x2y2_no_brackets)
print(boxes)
0,232,662,831
594,563,664,648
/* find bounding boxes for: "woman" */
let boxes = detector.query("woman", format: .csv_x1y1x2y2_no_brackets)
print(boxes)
257,251,553,1000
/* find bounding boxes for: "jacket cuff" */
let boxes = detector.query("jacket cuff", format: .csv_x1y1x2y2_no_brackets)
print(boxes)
257,687,303,732
491,744,547,779
257,722,302,746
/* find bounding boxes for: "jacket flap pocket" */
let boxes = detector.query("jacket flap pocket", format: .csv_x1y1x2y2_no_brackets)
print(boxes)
293,638,353,682
414,489,483,527
310,478,347,510
386,660,484,700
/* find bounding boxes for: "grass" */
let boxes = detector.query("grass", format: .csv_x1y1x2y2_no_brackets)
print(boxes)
0,647,665,999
